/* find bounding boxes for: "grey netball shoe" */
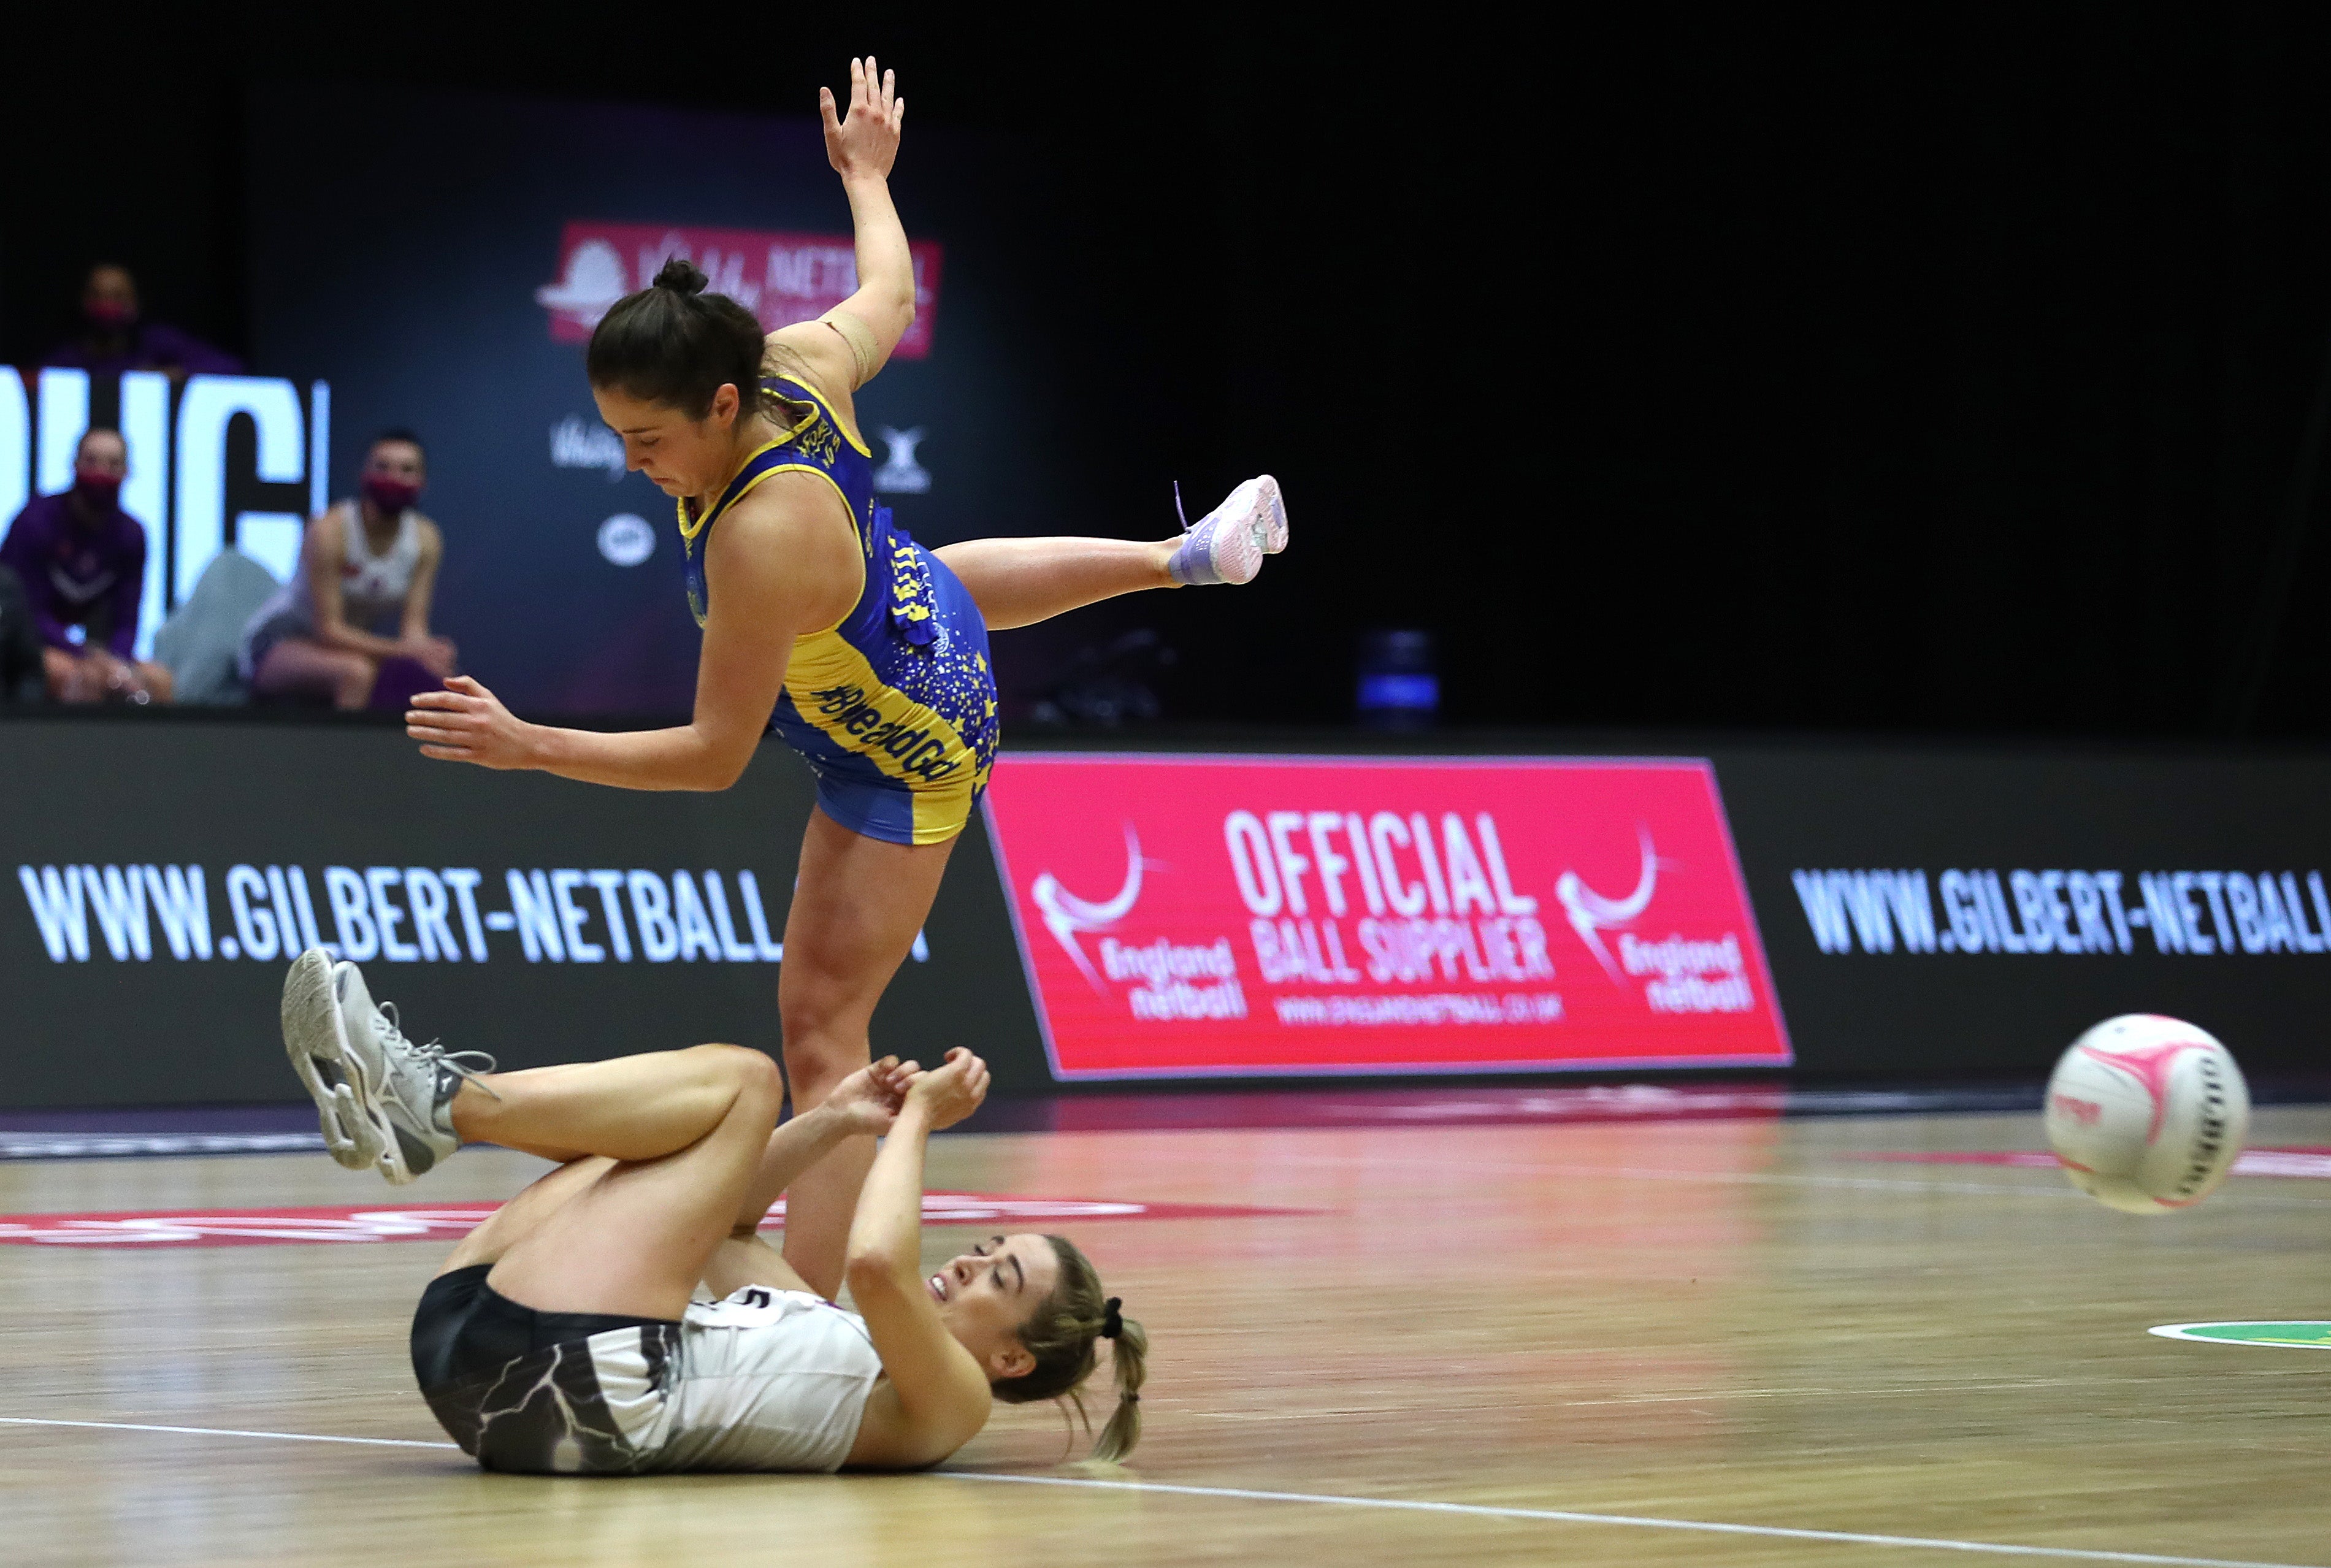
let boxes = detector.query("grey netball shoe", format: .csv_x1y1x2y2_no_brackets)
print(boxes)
280,949,497,1185
1166,475,1288,586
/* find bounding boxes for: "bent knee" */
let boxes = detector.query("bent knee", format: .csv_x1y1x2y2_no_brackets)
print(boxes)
687,1042,784,1101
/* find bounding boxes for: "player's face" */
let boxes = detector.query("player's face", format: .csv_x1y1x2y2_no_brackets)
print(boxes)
594,386,735,499
928,1232,1061,1381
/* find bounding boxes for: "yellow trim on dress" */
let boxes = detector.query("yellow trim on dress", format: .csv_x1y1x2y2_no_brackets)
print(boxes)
765,373,875,459
676,437,789,545
783,629,982,844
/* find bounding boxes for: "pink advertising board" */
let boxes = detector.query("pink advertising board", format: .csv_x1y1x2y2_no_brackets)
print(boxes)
537,220,943,354
981,755,1791,1079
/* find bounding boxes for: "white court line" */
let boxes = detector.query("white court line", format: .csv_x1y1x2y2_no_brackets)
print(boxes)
946,1474,2321,1568
1277,1155,2331,1207
0,1415,2316,1568
0,1416,456,1450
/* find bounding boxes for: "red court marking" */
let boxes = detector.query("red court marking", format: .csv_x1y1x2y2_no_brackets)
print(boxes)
1845,1149,2331,1180
0,1193,1314,1248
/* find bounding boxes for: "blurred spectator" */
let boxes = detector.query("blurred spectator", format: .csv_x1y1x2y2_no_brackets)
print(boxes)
0,564,48,702
39,262,240,380
239,429,456,709
0,427,174,703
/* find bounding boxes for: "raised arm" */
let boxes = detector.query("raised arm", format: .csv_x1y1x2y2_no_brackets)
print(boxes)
769,57,915,399
841,1049,995,1467
404,481,858,790
704,1056,911,1301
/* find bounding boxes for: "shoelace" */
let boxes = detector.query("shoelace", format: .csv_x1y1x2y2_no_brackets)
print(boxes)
376,1001,503,1100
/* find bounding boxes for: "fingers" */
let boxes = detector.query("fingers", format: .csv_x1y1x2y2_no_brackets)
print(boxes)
819,84,840,133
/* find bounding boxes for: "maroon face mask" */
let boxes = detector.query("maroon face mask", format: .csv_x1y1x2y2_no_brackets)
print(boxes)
362,474,423,515
74,466,123,507
84,300,135,330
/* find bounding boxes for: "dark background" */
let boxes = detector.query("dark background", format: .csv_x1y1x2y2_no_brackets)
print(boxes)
243,84,1067,714
16,9,2331,737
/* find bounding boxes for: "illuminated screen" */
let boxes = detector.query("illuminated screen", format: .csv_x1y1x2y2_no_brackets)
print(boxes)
982,754,1793,1079
245,83,1047,715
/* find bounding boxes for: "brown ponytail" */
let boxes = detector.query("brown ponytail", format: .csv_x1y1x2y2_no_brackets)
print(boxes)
993,1235,1147,1462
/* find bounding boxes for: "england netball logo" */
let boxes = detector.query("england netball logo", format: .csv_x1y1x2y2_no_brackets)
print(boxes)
1556,825,1661,982
1031,825,1149,990
1558,825,1756,1015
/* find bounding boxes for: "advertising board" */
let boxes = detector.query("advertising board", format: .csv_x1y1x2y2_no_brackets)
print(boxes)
0,718,1044,1107
13,724,2329,1107
1715,745,2331,1079
981,754,1791,1079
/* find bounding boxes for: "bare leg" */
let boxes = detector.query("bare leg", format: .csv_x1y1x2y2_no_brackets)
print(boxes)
932,536,1177,631
253,637,378,709
776,807,957,1298
445,1043,784,1319
447,1047,770,1163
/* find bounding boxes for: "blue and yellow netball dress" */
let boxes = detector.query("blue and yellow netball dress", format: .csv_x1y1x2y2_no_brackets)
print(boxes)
678,374,999,846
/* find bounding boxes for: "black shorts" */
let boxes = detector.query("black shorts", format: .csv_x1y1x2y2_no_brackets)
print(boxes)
410,1264,679,1472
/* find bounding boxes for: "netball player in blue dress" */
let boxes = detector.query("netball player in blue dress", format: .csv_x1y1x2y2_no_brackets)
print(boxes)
405,58,1287,1299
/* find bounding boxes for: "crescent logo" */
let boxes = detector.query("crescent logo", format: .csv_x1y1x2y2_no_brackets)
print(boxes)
1556,825,1664,983
1030,824,1158,992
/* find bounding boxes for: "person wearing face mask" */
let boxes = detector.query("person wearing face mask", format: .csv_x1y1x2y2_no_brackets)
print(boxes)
0,427,174,703
238,429,457,709
39,262,241,381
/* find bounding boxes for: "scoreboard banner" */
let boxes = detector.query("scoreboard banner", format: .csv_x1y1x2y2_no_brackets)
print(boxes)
981,754,1791,1079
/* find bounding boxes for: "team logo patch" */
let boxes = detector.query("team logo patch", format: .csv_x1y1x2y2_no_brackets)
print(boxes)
0,1193,1311,1247
2148,1322,2331,1349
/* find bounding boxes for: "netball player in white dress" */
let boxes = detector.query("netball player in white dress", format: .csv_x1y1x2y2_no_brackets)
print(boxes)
281,949,1145,1473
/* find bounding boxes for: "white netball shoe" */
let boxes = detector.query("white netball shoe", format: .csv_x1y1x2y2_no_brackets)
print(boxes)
280,949,496,1185
1166,475,1289,586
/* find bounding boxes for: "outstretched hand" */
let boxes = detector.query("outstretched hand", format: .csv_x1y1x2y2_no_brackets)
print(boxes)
821,56,903,181
407,676,537,769
902,1047,989,1131
826,1054,916,1136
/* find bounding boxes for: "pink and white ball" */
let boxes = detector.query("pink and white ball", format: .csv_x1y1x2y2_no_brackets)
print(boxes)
2043,1015,2251,1215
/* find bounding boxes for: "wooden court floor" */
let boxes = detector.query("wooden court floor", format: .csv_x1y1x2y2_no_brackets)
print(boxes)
2,1104,2327,1567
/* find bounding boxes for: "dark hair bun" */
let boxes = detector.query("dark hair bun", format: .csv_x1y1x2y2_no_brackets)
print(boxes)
653,256,708,295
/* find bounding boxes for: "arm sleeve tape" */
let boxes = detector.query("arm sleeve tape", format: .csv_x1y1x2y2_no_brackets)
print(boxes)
817,308,881,389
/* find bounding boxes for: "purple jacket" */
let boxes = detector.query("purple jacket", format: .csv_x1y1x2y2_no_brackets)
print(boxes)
0,491,148,659
38,321,242,378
